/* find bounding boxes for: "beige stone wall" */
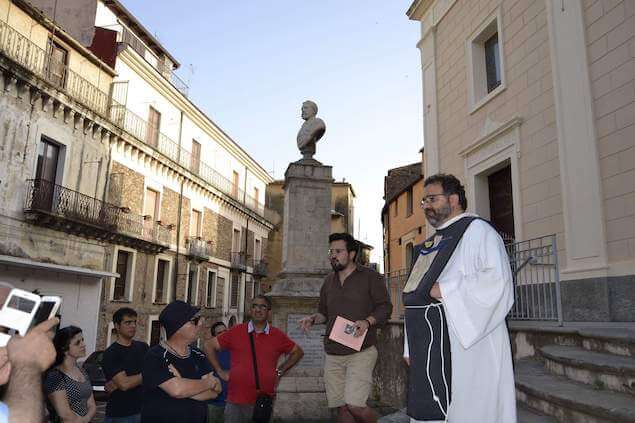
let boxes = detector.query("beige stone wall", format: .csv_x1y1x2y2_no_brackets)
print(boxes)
111,161,144,215
584,0,635,262
433,0,563,243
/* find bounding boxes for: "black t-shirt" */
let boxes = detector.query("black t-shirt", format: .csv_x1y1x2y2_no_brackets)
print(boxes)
102,340,149,417
141,344,213,423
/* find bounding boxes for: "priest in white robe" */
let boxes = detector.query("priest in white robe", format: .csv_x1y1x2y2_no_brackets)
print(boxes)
403,173,517,423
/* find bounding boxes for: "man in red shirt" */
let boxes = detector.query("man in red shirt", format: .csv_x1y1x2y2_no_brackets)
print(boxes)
203,295,304,423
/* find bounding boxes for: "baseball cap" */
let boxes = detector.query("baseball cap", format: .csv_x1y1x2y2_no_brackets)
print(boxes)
159,300,200,339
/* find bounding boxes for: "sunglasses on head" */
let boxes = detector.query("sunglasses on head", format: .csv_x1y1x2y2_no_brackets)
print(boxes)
189,316,201,325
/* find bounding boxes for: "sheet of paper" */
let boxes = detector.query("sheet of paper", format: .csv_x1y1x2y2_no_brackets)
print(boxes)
328,316,366,351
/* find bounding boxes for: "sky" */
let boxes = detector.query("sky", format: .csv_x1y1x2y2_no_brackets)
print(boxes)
121,0,424,269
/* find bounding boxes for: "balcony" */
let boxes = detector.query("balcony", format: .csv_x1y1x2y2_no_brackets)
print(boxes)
117,27,189,97
230,252,247,271
0,20,111,117
186,236,211,261
0,20,269,221
24,179,171,253
253,259,268,278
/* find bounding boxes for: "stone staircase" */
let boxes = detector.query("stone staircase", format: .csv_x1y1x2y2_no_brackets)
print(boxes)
511,323,635,423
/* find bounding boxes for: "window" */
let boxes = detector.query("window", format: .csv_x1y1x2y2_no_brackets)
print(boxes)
113,249,134,301
144,188,160,220
146,106,161,147
217,276,225,308
154,259,170,303
231,171,239,198
230,272,240,308
35,137,60,183
467,9,505,112
148,316,161,346
232,229,241,253
34,137,62,211
405,243,414,270
191,209,202,237
191,139,201,174
253,187,259,207
46,40,67,87
206,271,216,308
484,33,501,93
186,266,198,305
255,239,261,261
406,188,413,216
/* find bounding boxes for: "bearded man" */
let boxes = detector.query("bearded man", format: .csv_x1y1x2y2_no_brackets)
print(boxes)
402,173,516,423
299,233,392,423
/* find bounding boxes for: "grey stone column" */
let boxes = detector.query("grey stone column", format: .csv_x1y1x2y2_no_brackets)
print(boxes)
268,160,333,421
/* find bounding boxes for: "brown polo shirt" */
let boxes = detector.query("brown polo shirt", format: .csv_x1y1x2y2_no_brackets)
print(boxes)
318,266,392,355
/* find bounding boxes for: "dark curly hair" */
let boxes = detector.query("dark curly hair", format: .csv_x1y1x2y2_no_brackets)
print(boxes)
424,173,467,210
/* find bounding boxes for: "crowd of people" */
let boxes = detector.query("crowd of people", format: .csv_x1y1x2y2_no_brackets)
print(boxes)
0,173,517,423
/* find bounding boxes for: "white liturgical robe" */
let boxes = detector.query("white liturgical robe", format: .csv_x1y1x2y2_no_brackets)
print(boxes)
404,213,517,423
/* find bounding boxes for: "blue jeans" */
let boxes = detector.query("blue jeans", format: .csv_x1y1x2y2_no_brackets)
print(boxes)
104,414,141,423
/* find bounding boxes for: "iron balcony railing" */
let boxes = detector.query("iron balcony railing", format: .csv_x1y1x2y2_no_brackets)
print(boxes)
506,234,562,324
230,252,248,271
24,179,171,247
117,27,189,97
252,259,268,277
1,20,267,219
0,20,111,116
186,236,211,260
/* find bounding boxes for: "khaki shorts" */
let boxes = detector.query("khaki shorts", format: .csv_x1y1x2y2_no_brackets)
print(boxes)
323,345,378,408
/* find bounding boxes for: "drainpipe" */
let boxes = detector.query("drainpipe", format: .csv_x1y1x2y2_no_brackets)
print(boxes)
173,178,184,301
176,110,184,165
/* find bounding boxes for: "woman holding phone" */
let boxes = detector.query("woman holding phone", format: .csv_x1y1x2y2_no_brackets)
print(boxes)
45,326,97,422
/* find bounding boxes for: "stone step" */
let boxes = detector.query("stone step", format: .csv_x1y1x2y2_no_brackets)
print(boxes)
510,323,635,359
377,405,557,423
518,404,558,423
540,345,635,394
515,358,635,423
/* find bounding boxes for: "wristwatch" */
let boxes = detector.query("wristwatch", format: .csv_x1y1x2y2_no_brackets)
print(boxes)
275,368,284,377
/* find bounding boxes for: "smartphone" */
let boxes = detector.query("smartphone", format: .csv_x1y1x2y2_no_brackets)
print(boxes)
31,296,62,328
0,289,42,346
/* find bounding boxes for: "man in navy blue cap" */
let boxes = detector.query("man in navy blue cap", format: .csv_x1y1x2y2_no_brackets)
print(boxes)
141,301,221,423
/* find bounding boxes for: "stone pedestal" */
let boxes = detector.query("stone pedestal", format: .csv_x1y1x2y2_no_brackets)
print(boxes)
269,160,333,421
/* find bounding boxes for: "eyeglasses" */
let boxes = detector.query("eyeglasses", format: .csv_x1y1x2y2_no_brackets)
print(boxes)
328,248,347,256
189,316,201,325
420,193,447,206
251,303,270,310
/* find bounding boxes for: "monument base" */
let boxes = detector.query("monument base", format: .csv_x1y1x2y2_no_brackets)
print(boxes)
269,289,331,421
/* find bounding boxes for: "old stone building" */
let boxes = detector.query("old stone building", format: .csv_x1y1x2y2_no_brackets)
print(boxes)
381,158,426,320
89,0,274,348
1,0,119,352
0,0,275,352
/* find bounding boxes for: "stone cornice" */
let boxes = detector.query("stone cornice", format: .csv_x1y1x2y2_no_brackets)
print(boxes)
459,116,523,158
119,48,273,184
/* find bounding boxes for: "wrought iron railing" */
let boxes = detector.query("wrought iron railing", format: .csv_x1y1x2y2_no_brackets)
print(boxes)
506,234,562,324
0,20,111,116
24,179,171,246
230,252,248,270
1,20,267,219
252,259,268,277
186,236,211,259
118,26,189,96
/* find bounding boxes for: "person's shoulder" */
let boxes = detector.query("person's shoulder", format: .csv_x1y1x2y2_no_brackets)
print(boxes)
103,341,119,356
356,265,382,282
145,344,166,358
133,340,150,350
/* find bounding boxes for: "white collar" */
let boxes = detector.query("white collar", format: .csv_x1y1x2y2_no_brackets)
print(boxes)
248,320,270,334
436,212,478,230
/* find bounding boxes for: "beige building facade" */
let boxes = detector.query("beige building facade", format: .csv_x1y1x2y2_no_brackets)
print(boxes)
407,0,634,321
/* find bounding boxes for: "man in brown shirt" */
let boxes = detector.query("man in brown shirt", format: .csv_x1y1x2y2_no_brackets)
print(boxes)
299,233,392,423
